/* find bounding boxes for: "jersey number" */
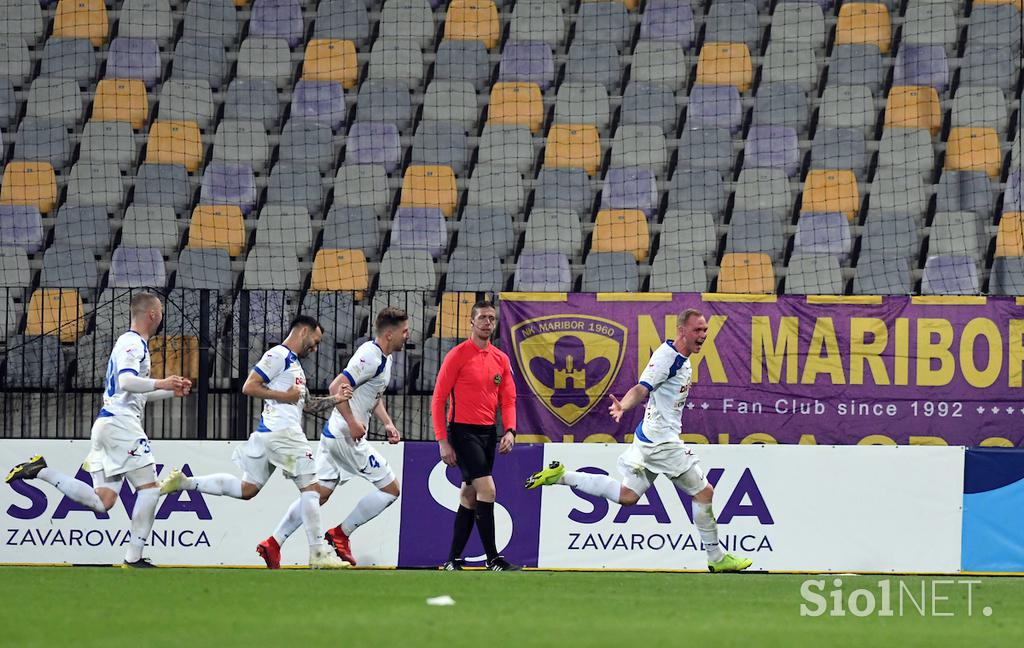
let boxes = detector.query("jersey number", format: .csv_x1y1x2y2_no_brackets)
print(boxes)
368,455,380,469
105,359,117,397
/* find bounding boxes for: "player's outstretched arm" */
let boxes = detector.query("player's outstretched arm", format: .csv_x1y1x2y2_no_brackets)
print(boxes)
608,384,650,422
304,394,340,413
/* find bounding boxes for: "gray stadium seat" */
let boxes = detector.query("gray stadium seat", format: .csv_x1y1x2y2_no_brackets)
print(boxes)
333,165,391,216
26,78,82,125
120,0,175,46
446,246,503,293
368,39,425,88
785,255,844,295
958,46,1017,93
133,164,193,215
818,85,876,133
667,169,727,220
877,128,934,176
4,335,63,389
39,38,98,87
771,3,825,48
0,40,30,86
79,121,136,170
621,83,677,135
990,257,1024,295
458,207,516,259
554,83,611,131
176,248,234,290
172,38,229,90
935,171,993,219
564,42,621,92
581,252,638,292
853,256,912,295
0,247,30,289
761,42,818,93
929,211,986,259
630,42,689,92
869,170,927,222
14,118,72,170
377,249,436,292
237,38,293,88
379,0,436,49
422,81,479,131
468,166,525,215
726,211,786,262
433,40,491,92
0,80,15,128
224,79,282,129
279,119,336,173
533,168,593,215
809,128,869,179
677,127,734,174
860,213,919,261
53,206,110,253
950,87,1007,130
660,210,718,261
183,0,240,44
902,4,958,48
751,83,809,135
121,206,180,256
609,125,668,174
254,206,313,257
0,0,44,45
575,1,631,49
478,124,535,173
510,0,565,48
66,163,124,209
39,246,99,291
649,250,706,292
243,248,301,290
267,164,324,215
411,121,470,176
212,121,270,172
827,45,885,93
355,80,414,132
733,169,793,220
314,0,371,47
323,206,380,260
523,209,583,258
157,79,216,130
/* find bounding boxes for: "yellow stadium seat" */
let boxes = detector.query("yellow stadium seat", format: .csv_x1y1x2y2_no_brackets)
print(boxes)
146,120,203,172
400,165,459,217
718,253,776,294
310,250,369,298
835,3,891,54
884,86,941,134
149,335,200,380
973,0,1021,11
544,124,602,176
233,0,249,6
801,170,860,221
444,0,500,50
0,162,57,215
54,0,109,47
586,0,638,10
302,39,359,89
24,289,86,342
995,212,1024,257
945,127,1001,179
695,42,753,93
487,82,544,134
434,292,476,338
93,80,149,130
188,206,246,257
591,210,650,262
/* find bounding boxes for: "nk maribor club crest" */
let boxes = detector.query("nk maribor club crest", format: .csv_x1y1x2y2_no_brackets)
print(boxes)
511,315,627,426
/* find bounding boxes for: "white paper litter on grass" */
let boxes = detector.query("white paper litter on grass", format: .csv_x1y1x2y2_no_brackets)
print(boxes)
426,595,456,606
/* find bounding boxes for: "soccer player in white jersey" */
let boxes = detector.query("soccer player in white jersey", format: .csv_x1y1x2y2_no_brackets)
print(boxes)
256,307,409,568
159,315,351,569
525,308,753,573
6,292,192,567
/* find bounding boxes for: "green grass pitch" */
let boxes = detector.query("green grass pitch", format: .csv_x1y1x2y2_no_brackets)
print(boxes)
1,567,1021,647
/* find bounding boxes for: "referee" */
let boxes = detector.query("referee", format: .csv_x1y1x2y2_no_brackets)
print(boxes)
432,300,520,571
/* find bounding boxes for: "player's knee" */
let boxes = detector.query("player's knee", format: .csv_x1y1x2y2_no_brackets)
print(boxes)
97,489,118,511
381,479,400,497
619,487,641,506
692,483,714,504
240,482,261,500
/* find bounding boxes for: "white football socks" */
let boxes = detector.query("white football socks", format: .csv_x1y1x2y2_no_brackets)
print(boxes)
341,490,398,536
125,487,160,563
187,474,244,498
693,500,725,562
560,471,622,503
299,491,325,547
272,497,303,546
37,467,106,514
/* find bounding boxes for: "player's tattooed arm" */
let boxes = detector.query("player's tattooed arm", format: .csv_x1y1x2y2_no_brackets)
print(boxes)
304,394,341,413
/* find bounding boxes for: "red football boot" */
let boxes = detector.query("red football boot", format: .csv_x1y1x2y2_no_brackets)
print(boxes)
256,536,281,569
325,526,357,566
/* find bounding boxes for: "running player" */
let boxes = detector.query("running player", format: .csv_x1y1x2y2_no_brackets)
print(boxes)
526,308,752,573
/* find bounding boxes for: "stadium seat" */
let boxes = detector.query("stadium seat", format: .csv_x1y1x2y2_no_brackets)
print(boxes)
510,0,565,48
726,210,786,262
26,78,82,125
870,169,928,222
355,80,415,131
744,126,800,177
592,210,649,262
392,207,449,259
564,42,622,92
513,251,571,292
458,207,515,258
200,163,258,215
810,128,869,179
0,205,42,254
423,81,479,131
444,0,500,50
379,0,436,49
119,0,174,47
819,85,877,133
400,165,459,217
53,0,109,46
237,38,293,88
148,335,200,380
1,40,31,87
544,125,602,177
302,39,358,89
488,82,543,134
630,42,688,92
834,3,891,54
575,1,631,49
369,39,425,88
302,291,357,345
411,121,470,177
212,121,270,172
877,128,934,176
233,290,295,339
801,170,859,221
601,167,658,216
176,248,234,290
902,4,957,48
951,87,1008,131
930,211,986,259
959,46,1017,92
717,253,775,294
620,83,677,135
146,121,203,172
40,245,98,293
609,126,667,175
478,124,535,173
827,45,885,93
434,40,491,92
677,127,734,173
377,249,437,292
446,246,503,292
660,210,718,261
14,119,72,171
667,169,727,219
249,0,303,48
884,86,942,134
937,170,993,218
280,120,335,173
0,293,17,341
467,166,525,214
686,84,742,132
122,206,181,256
771,3,825,48
751,83,810,135
39,38,97,87
892,45,948,93
0,162,57,214
224,79,281,129
966,5,1022,48
554,83,611,131
922,255,979,295
291,80,347,133
733,168,793,220
108,247,166,288
52,206,109,253
990,257,1024,295
184,0,240,44
649,252,706,292
853,256,912,295
79,121,135,170
334,165,391,216
785,255,844,295
346,122,402,173
581,252,638,293
794,212,852,262
524,209,583,257
66,162,124,209
640,0,695,50
158,80,215,129
242,249,300,291
0,247,31,289
1,0,44,46
995,212,1024,257
314,0,370,47
323,206,380,260
417,337,461,390
945,128,1001,179
533,168,593,215
760,42,818,93
310,249,369,297
705,2,759,51
188,205,246,257
172,38,229,90
4,335,64,389
695,42,752,92
499,41,555,91
106,38,161,89
433,292,476,338
134,164,192,215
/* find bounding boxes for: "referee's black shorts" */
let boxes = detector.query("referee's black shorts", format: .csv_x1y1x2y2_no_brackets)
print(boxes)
448,423,497,483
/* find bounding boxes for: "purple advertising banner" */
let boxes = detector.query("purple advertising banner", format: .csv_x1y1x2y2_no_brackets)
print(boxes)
498,293,1024,446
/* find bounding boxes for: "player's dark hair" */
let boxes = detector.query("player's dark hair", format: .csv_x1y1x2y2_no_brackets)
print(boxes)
375,307,408,333
129,291,161,318
471,300,497,319
290,314,322,333
679,308,704,326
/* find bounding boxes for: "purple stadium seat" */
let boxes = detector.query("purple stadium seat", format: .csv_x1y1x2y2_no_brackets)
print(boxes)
109,247,166,287
1004,169,1022,212
600,167,658,217
687,85,742,132
200,163,257,215
106,38,161,89
893,45,948,93
744,125,800,177
793,212,851,263
514,251,571,292
0,205,44,254
290,80,346,132
250,0,305,48
392,207,448,259
346,122,402,173
922,255,979,295
498,41,555,91
640,0,695,50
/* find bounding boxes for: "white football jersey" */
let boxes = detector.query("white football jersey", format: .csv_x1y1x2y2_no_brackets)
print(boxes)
635,340,692,445
252,344,307,432
325,340,391,439
100,331,153,419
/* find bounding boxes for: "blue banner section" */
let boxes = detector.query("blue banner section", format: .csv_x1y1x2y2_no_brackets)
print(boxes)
962,448,1024,572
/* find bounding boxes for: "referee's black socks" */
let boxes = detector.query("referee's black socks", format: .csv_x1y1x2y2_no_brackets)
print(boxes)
448,505,476,561
474,501,499,561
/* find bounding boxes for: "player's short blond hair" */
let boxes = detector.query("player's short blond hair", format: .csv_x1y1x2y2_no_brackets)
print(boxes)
678,308,703,327
129,292,161,319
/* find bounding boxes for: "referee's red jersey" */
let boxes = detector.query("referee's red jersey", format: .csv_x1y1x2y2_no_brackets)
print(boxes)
431,339,517,441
